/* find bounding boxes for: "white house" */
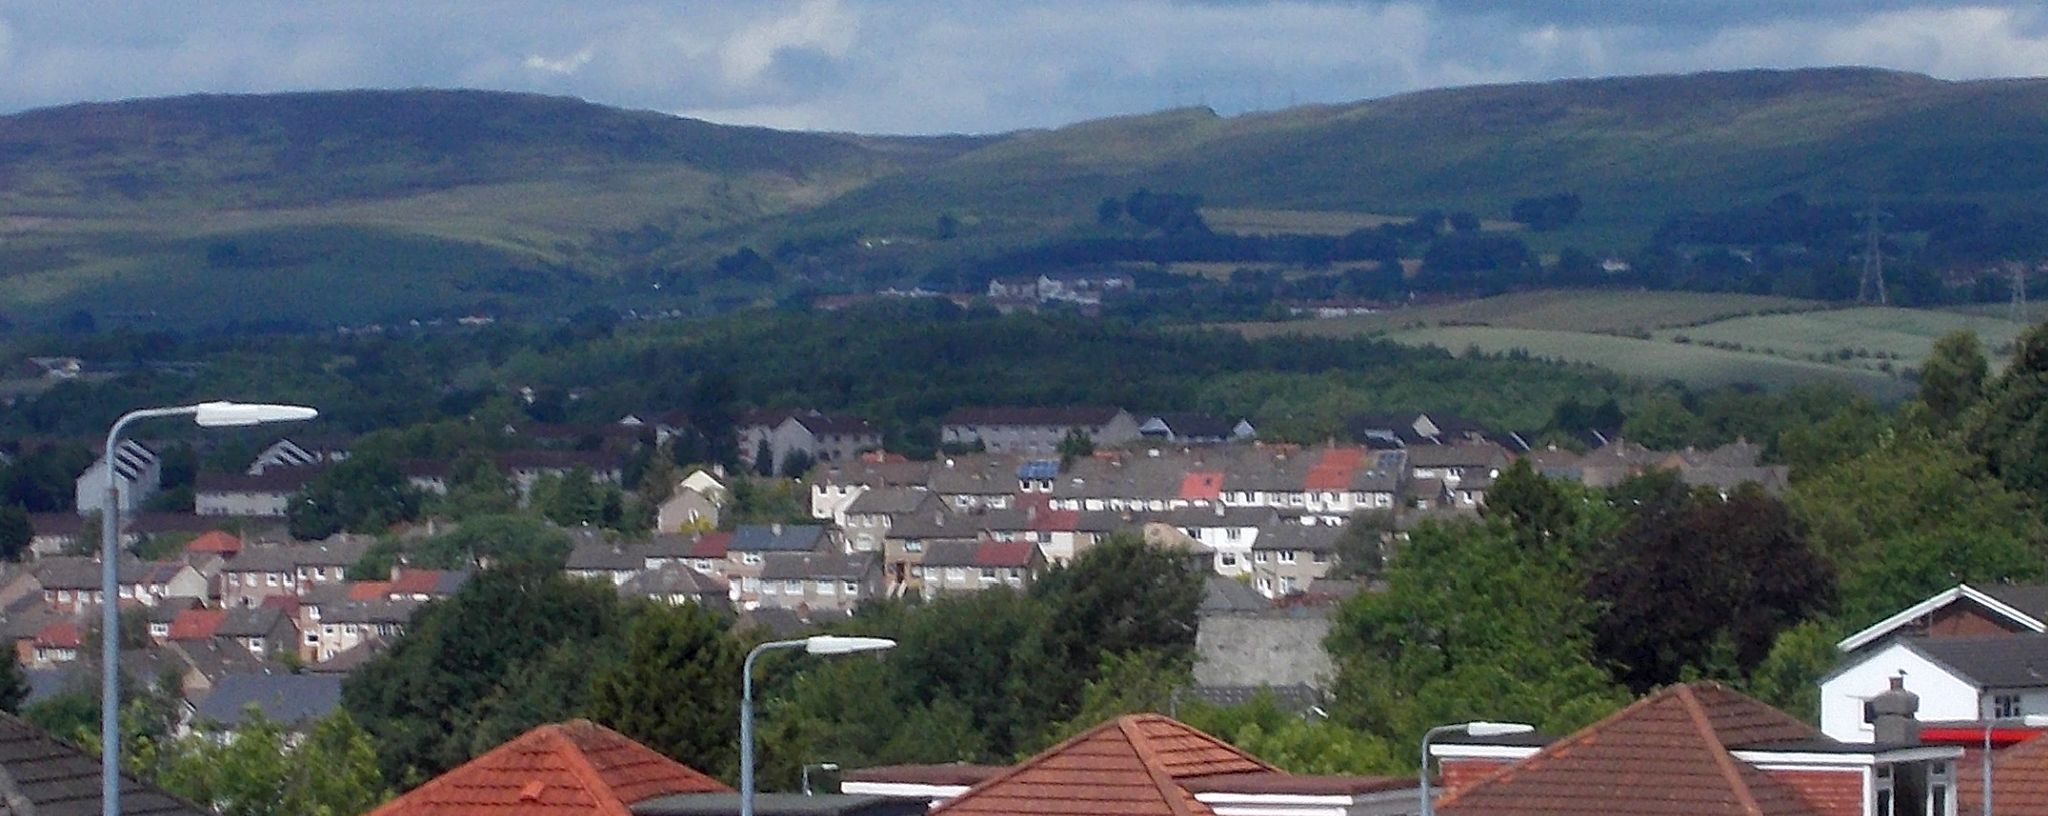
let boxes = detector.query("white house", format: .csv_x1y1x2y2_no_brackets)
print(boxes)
74,439,161,516
1819,634,2048,742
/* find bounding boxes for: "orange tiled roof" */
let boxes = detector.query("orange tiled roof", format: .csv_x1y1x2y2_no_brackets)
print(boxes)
363,719,729,816
348,581,395,601
1303,448,1364,491
932,713,1273,816
1961,732,2048,814
1438,682,1822,816
186,531,243,555
34,621,80,648
166,609,226,641
1178,472,1224,501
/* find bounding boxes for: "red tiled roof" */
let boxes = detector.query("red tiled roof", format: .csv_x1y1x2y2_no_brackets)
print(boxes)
389,570,445,595
363,719,729,816
349,581,395,601
973,541,1038,569
167,609,226,641
1303,448,1364,491
1961,732,2048,814
1438,682,1823,816
932,713,1273,816
260,595,301,616
34,621,80,648
686,532,732,559
186,531,243,555
1178,472,1224,501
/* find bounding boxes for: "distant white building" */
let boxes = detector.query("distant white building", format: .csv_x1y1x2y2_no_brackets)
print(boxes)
74,440,160,516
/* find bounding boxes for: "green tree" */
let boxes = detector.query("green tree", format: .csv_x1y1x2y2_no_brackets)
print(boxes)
412,515,574,571
342,566,629,783
0,653,27,714
1920,330,1988,419
1030,532,1204,715
1327,518,1626,754
0,503,30,562
140,710,389,816
1744,620,1843,723
1619,392,1707,450
1967,322,2048,502
1043,649,1191,743
1179,692,1401,775
587,602,743,780
437,450,518,520
289,456,423,540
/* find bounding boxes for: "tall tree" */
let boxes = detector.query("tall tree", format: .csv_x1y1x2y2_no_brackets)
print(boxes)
288,455,423,540
587,602,743,781
0,503,30,562
140,711,389,816
0,653,27,714
1967,322,2048,501
1920,330,1989,419
1030,532,1203,711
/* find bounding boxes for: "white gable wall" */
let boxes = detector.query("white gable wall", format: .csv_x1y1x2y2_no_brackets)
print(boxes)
1820,642,1979,742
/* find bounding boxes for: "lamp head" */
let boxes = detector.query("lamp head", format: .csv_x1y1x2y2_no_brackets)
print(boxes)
803,635,897,655
192,401,319,428
1464,721,1537,738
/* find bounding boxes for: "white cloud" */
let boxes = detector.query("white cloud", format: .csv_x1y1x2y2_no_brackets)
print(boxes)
718,0,858,88
523,48,594,76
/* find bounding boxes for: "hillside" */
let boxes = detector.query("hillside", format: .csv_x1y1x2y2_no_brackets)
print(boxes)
0,90,989,325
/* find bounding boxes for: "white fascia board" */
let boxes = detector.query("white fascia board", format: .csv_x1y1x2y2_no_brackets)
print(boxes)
1733,745,1963,768
836,780,970,801
1836,584,2045,653
1429,744,1542,761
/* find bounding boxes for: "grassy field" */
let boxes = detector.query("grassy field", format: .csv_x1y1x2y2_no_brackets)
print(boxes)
1383,325,1915,399
1654,307,2030,372
1231,290,1825,337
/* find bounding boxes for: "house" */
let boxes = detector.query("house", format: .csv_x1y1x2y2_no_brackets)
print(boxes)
618,564,731,612
737,410,884,475
1403,441,1511,490
757,552,883,615
843,487,942,553
184,530,243,559
28,621,81,667
939,406,1142,455
188,671,342,734
1958,722,2048,814
25,513,86,557
194,466,324,517
0,710,208,816
641,531,731,577
1434,681,1962,816
919,713,1413,815
1350,412,1522,450
361,719,729,816
245,437,349,474
656,470,727,533
74,439,162,517
1819,634,2048,742
164,608,226,642
725,524,836,606
308,598,418,663
809,455,932,522
566,542,644,586
1834,583,2048,655
916,540,1044,596
496,450,625,499
33,557,205,613
881,509,980,596
215,605,297,657
1246,522,1341,598
1137,413,1256,444
218,538,371,608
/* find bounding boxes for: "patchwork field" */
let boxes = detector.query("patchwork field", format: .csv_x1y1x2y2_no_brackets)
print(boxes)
1227,289,2032,399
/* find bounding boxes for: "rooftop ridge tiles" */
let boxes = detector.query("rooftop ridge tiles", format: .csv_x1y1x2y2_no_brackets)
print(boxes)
1681,684,1767,816
549,724,636,816
1118,717,1203,816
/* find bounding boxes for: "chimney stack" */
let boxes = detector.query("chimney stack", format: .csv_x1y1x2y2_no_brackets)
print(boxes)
1867,675,1921,745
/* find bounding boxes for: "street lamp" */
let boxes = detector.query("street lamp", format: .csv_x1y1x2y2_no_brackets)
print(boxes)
1981,713,2048,816
1420,721,1535,816
100,401,316,816
801,762,840,796
741,636,896,816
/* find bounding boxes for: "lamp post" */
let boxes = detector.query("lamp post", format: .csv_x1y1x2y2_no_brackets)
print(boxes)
1420,721,1535,816
100,401,316,816
801,762,840,796
741,635,896,816
1981,713,2048,816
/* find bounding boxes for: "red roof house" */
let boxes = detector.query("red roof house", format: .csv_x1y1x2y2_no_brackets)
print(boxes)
186,531,243,557
1960,731,2048,815
166,609,227,641
362,719,729,816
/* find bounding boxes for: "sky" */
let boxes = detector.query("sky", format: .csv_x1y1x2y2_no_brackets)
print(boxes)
1,1,2046,135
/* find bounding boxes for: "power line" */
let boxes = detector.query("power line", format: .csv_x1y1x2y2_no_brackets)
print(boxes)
1858,202,1889,306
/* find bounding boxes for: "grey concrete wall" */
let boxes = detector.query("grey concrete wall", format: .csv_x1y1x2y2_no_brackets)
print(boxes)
1192,613,1335,689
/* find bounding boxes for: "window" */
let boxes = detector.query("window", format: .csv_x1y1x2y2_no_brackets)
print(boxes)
905,541,924,553
1997,694,2023,718
1254,552,1270,563
266,573,279,587
947,567,967,582
844,580,859,594
305,632,319,644
1226,528,1242,541
981,567,997,581
1220,553,1238,566
783,580,800,594
819,581,838,596
741,552,762,565
1279,551,1297,564
763,583,780,594
743,577,760,591
1313,552,1328,563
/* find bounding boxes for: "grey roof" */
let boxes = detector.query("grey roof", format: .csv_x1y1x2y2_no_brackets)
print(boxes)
728,524,829,553
30,557,177,590
733,607,810,639
1140,413,1241,440
1403,442,1511,469
192,672,343,728
843,487,937,516
941,406,1127,428
566,542,645,571
619,564,728,599
760,552,879,581
162,639,281,682
1159,506,1278,528
1979,583,2048,621
1200,576,1271,614
633,792,926,816
0,712,206,816
925,454,1026,496
883,510,977,541
1251,523,1342,553
224,539,371,572
216,606,289,638
308,637,388,674
1904,634,2048,688
322,598,420,625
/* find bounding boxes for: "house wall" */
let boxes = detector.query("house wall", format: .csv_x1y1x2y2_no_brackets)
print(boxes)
1820,644,1980,741
810,483,866,523
75,456,161,516
1192,612,1335,689
1927,604,2021,639
1762,767,1866,816
656,489,719,533
1247,551,1333,598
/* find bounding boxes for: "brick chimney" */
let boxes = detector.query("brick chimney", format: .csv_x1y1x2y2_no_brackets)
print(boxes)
1868,675,1921,745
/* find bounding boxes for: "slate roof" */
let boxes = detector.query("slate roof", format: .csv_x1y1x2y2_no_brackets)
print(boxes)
309,637,389,674
224,538,372,572
1906,634,2048,688
568,543,646,572
1199,577,1271,615
31,557,176,590
323,598,421,625
930,713,1275,816
362,719,730,816
1250,523,1342,553
216,605,289,638
844,487,937,516
0,711,205,816
1980,583,2048,621
760,552,878,581
728,524,829,553
193,672,343,728
195,467,323,494
1436,682,1826,816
